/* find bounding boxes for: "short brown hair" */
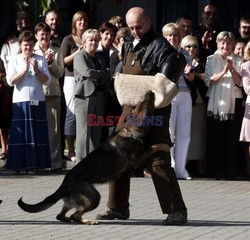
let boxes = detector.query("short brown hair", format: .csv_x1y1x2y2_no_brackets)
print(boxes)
34,22,51,34
18,30,35,44
99,21,118,35
239,16,250,26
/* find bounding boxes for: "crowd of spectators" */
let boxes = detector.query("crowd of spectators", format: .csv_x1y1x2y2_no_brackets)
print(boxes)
0,4,250,181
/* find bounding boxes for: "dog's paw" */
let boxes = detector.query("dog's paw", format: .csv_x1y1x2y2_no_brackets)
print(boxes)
82,219,99,225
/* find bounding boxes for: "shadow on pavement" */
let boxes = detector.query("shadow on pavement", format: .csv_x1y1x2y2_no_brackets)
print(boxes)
0,219,250,227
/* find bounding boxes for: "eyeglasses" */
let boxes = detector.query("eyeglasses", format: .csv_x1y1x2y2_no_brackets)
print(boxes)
204,11,218,17
185,45,198,49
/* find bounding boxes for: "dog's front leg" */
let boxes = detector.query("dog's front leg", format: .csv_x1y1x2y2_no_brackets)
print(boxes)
132,143,170,169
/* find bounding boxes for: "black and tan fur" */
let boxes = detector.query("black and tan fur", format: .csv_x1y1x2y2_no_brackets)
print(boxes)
17,91,170,224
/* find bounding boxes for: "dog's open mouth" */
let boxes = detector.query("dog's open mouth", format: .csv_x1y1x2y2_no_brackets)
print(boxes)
128,91,155,126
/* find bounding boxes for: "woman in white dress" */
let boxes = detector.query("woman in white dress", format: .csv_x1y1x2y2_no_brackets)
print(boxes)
60,11,88,161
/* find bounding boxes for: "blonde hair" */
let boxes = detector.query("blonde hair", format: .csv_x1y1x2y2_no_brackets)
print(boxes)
180,35,199,49
162,22,180,40
116,27,130,40
81,29,100,45
109,15,124,27
244,41,250,61
216,31,235,45
72,11,88,36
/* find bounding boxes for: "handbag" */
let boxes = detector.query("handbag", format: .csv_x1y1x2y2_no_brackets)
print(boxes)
114,72,179,109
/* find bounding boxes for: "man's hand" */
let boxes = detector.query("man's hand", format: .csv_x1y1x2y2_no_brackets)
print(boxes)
184,64,195,81
45,50,55,65
162,52,186,83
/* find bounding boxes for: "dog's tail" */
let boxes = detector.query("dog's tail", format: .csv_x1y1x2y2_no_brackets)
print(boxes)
18,185,65,213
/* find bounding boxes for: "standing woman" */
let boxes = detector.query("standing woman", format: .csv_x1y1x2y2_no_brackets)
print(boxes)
205,31,243,179
97,21,117,67
34,22,64,170
182,35,208,177
162,23,180,49
97,22,117,140
162,23,193,179
0,58,12,161
240,41,250,177
74,29,108,163
60,11,88,161
0,32,19,161
6,30,51,173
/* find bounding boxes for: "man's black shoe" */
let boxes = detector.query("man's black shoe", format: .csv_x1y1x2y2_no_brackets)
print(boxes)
162,210,187,225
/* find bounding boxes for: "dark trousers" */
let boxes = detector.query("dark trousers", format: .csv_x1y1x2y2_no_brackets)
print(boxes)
101,95,122,142
206,99,243,179
107,106,187,214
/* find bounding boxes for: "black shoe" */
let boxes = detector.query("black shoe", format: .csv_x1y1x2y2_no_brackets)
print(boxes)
50,168,63,173
162,210,187,225
95,208,130,220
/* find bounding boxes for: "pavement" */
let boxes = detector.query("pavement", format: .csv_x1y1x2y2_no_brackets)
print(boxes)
1,158,250,240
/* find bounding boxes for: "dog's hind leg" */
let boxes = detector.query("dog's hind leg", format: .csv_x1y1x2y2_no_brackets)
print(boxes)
70,210,84,224
70,186,101,225
56,200,72,222
70,210,99,225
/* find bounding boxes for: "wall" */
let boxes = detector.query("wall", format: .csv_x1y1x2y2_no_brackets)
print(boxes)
90,0,156,29
55,0,250,36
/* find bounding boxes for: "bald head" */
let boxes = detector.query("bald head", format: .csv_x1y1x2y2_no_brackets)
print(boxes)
125,7,151,40
126,7,147,22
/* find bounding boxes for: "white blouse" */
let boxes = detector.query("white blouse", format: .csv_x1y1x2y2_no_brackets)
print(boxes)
7,54,51,103
0,37,19,72
205,53,243,98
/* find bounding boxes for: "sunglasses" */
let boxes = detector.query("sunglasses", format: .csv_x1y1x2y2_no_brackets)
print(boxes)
204,11,218,17
185,45,198,49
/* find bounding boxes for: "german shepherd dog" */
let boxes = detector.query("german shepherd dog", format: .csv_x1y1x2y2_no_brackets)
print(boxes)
18,91,170,224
